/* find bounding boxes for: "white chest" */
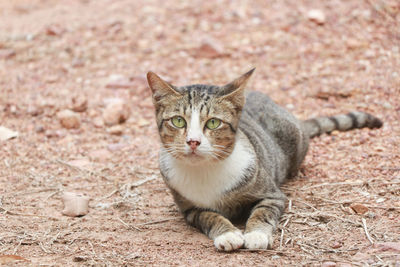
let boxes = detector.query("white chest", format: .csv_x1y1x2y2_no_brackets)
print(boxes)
160,139,255,209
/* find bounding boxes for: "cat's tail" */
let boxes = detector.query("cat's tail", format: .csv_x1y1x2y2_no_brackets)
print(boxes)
302,111,383,138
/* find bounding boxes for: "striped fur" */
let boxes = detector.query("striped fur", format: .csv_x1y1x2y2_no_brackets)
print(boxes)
147,70,383,251
303,111,383,138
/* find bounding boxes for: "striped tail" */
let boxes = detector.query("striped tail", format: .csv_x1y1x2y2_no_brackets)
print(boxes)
303,111,383,138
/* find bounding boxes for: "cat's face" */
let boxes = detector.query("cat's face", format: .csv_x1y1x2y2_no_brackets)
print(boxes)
148,69,254,165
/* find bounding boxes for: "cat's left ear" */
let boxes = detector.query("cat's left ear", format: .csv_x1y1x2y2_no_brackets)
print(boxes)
219,68,255,107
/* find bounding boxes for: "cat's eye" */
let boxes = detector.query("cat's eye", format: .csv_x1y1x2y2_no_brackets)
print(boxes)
171,116,186,128
206,118,221,130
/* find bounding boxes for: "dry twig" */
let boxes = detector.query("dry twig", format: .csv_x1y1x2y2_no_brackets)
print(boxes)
361,218,374,244
117,217,142,231
135,217,180,226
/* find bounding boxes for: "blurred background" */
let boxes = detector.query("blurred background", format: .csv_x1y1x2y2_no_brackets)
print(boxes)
0,0,399,265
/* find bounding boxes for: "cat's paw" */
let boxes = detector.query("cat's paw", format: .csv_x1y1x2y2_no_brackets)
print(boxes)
244,230,273,249
214,231,244,251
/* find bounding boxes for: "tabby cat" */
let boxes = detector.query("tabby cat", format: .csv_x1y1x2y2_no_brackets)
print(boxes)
147,69,382,251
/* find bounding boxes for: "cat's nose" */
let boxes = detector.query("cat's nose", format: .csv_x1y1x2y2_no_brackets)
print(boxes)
187,139,201,150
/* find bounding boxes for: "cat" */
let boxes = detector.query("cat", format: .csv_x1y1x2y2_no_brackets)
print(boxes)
146,69,383,251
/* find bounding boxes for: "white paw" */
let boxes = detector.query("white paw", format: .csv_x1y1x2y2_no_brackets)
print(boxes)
214,231,244,251
244,230,273,249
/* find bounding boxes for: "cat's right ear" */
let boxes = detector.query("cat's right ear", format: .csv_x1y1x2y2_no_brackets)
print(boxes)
147,72,181,103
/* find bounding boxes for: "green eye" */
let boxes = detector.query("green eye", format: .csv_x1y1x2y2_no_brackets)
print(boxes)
171,116,186,128
206,118,221,130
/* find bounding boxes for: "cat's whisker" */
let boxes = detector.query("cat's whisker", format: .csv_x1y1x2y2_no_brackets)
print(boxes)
163,147,186,153
213,149,230,156
213,151,228,160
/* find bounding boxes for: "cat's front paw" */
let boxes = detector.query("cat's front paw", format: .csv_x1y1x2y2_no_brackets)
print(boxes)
244,230,273,249
214,231,244,251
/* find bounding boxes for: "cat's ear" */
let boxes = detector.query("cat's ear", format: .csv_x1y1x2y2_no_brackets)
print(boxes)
219,68,255,106
147,71,181,103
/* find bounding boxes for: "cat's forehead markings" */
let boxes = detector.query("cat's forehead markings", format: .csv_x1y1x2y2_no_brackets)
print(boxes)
199,103,205,114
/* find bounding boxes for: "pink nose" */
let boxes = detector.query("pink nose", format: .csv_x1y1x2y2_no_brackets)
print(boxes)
187,140,201,150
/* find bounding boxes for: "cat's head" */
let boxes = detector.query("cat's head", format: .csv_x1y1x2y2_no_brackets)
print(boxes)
147,69,254,165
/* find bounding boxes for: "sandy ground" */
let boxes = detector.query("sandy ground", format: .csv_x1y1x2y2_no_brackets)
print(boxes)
0,0,399,266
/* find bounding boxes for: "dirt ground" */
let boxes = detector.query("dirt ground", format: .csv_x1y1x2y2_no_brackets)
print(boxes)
1,0,399,266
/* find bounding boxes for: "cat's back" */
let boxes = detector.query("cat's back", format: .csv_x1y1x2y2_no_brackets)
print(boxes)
243,91,296,124
240,91,309,181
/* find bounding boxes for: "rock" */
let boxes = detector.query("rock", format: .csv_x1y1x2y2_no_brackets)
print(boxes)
61,192,90,217
71,95,88,112
346,39,367,50
331,241,342,249
57,109,81,129
107,142,126,152
67,158,91,169
27,105,42,116
137,117,150,127
374,242,400,252
307,9,326,25
73,256,87,262
0,49,16,59
0,255,28,264
35,125,45,133
46,25,65,36
194,38,226,58
45,75,59,83
9,105,17,114
322,262,336,267
350,203,368,214
106,74,134,89
45,129,66,138
365,211,376,219
93,117,104,128
71,58,85,68
382,102,392,109
102,99,130,126
107,125,124,135
0,126,18,141
88,148,112,162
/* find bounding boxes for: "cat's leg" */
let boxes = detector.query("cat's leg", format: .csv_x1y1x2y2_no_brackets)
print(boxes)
184,208,244,251
244,194,285,249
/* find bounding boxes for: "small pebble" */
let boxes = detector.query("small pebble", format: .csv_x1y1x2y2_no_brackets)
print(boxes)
0,49,16,59
93,117,104,128
350,203,368,214
331,242,342,249
103,99,130,126
107,125,124,135
57,109,81,129
73,256,87,262
35,125,45,133
71,95,88,112
307,9,326,25
107,142,126,151
61,192,90,217
88,149,112,162
27,106,42,116
195,38,225,58
322,262,336,267
366,211,376,219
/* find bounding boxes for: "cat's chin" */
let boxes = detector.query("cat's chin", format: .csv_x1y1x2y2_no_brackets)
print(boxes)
180,153,214,166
